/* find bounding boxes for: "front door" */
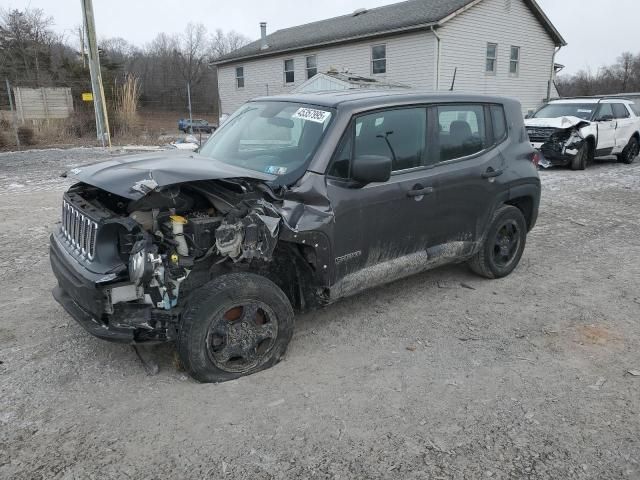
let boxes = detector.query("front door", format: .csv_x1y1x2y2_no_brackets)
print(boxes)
594,103,617,155
326,106,441,295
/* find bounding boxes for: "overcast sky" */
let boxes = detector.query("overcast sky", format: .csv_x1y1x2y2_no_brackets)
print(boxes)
4,0,639,75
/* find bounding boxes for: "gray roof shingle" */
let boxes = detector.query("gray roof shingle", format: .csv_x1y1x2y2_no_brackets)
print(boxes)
215,0,565,65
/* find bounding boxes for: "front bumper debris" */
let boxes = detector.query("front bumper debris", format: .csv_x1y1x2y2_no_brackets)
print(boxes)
50,233,177,344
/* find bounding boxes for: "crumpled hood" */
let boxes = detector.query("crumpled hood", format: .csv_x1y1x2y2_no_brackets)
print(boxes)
64,150,276,199
525,116,591,130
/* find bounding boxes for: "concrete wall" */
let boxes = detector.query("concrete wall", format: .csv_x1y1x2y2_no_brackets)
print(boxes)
13,87,74,122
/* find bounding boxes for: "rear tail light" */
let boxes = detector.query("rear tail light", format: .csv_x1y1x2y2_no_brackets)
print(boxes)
530,151,541,167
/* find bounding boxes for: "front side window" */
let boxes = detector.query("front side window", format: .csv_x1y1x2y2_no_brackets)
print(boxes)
284,59,295,83
199,101,333,186
329,107,427,178
509,46,520,75
437,104,487,161
486,43,497,73
371,45,386,74
235,66,244,88
306,55,317,79
595,103,614,121
613,103,630,119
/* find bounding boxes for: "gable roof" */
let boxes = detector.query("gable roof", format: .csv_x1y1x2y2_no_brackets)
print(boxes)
215,0,566,65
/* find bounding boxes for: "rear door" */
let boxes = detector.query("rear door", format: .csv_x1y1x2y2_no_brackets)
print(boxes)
594,103,617,154
612,103,635,153
425,103,506,247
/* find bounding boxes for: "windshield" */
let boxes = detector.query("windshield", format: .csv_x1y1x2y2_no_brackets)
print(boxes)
199,101,334,185
533,103,596,120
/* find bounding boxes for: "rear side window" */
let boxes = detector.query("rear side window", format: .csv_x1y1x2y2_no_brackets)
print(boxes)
437,104,487,162
490,105,507,143
630,103,640,116
613,103,630,119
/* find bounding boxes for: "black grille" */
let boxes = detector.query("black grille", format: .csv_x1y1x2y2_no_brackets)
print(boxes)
61,200,98,260
526,127,558,143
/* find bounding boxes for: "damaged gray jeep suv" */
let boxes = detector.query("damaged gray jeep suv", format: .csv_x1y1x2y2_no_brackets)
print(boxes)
50,91,541,382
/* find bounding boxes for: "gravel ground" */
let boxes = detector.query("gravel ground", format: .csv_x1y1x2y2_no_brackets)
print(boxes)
1,148,639,479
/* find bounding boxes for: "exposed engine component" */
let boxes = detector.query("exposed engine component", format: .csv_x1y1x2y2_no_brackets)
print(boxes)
215,212,279,262
170,215,189,256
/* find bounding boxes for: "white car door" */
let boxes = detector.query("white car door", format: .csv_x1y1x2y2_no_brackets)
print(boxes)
612,103,636,153
593,103,617,154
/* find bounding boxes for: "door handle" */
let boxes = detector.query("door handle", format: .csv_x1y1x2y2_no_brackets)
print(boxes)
482,168,504,179
407,186,434,197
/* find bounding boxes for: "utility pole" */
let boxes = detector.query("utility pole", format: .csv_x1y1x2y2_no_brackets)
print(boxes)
80,0,111,148
186,82,193,135
5,78,20,147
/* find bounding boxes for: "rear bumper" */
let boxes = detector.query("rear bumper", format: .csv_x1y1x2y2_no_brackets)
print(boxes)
49,233,175,344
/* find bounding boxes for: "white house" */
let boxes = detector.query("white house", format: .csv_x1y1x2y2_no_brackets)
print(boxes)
215,0,566,115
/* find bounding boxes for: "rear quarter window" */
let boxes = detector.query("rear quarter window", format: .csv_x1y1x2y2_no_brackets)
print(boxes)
629,103,640,116
490,105,507,143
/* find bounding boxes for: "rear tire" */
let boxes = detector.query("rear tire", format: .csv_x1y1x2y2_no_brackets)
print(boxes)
177,273,294,383
468,205,527,279
617,137,639,164
570,143,589,170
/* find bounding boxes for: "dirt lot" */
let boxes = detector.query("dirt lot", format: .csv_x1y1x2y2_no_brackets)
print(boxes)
1,148,639,479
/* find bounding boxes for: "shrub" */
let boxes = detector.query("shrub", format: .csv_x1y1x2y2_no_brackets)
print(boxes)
17,126,35,145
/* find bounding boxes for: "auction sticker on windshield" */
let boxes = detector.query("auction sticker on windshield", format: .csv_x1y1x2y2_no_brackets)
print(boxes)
293,107,331,123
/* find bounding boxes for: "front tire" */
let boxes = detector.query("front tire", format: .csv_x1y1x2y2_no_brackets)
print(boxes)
570,143,590,170
468,205,527,279
617,137,639,164
177,273,294,383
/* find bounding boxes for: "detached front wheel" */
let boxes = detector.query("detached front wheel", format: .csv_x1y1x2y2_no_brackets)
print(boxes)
177,273,294,383
468,205,527,279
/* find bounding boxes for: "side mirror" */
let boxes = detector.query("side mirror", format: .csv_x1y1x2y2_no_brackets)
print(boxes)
351,155,392,185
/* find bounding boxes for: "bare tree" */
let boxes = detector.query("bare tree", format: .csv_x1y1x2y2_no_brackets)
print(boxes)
210,29,251,60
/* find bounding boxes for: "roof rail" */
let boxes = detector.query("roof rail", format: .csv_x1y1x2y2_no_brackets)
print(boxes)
558,94,640,102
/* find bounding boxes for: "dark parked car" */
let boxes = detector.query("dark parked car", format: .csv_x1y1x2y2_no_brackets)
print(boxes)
50,91,541,382
178,118,214,134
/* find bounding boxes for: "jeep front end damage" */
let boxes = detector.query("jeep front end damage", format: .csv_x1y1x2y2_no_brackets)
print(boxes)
49,179,284,343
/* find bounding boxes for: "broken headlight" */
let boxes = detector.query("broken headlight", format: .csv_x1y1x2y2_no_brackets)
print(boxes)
128,242,147,284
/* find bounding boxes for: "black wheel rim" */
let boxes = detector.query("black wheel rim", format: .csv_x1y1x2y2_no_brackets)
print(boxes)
205,301,279,373
491,220,521,268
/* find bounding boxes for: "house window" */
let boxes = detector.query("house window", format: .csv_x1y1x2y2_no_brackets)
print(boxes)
235,67,245,88
371,45,386,74
306,55,317,79
510,46,520,75
284,59,295,83
486,43,497,73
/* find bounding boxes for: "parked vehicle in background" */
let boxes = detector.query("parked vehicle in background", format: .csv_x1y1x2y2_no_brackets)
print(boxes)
178,118,215,134
525,98,640,170
50,92,540,383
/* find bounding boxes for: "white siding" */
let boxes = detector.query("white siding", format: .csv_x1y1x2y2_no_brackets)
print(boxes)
217,31,435,114
436,0,556,112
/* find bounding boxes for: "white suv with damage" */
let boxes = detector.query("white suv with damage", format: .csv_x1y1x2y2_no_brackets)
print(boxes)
525,98,640,170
